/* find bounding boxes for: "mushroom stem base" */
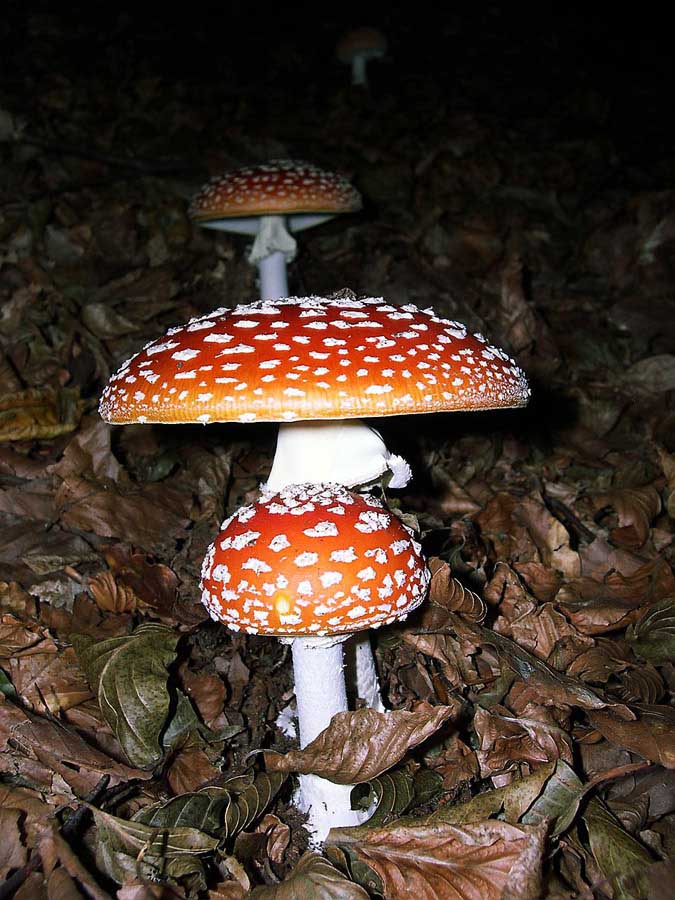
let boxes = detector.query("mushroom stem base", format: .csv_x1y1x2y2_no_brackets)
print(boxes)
288,635,367,840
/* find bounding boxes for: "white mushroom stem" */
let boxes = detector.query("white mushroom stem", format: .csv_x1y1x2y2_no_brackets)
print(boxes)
285,634,370,840
351,54,369,87
257,251,288,300
266,420,412,493
248,216,297,301
349,633,386,713
267,420,410,715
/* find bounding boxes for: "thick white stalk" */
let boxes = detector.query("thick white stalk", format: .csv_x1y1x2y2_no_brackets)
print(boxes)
290,635,368,840
265,420,412,493
257,250,288,300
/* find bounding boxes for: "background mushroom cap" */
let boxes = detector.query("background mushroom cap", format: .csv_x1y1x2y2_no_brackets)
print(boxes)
99,295,530,426
189,159,362,222
336,27,388,63
200,482,429,636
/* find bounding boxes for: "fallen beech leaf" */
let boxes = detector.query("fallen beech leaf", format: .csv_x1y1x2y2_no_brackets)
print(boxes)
327,820,545,900
588,704,675,768
264,704,458,784
250,851,369,899
73,623,178,769
626,596,675,664
38,821,110,900
623,353,675,394
132,772,285,841
0,692,149,794
357,768,443,828
89,805,218,856
474,705,573,777
593,485,661,548
428,559,486,622
0,807,28,878
583,798,652,900
520,760,584,837
0,387,83,441
423,763,556,826
436,613,626,713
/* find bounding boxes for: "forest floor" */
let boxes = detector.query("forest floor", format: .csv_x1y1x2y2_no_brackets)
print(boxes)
0,7,674,898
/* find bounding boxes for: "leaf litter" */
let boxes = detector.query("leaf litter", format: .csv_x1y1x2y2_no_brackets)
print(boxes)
0,7,674,898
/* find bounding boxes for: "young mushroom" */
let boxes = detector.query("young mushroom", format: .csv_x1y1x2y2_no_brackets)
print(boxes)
189,160,362,300
336,27,388,88
200,481,429,840
99,294,530,709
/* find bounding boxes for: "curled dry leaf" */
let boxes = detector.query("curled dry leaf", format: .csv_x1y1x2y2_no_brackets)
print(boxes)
0,807,28,879
428,559,486,622
73,623,179,769
473,706,573,778
250,851,369,899
265,703,459,784
87,570,138,613
327,820,546,900
588,704,675,769
626,596,675,664
593,485,661,548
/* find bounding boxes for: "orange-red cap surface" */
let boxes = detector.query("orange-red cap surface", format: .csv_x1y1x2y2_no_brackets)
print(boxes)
99,295,530,425
200,483,429,636
189,159,361,221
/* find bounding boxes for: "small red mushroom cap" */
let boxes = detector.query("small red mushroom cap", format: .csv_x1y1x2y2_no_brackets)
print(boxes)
336,28,388,63
99,295,530,426
189,159,362,222
200,482,429,636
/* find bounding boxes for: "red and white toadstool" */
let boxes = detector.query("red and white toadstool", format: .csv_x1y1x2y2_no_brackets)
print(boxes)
99,294,530,710
200,481,429,839
189,160,362,301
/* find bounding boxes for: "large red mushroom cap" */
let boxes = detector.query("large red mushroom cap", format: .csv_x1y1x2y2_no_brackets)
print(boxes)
200,483,429,636
99,295,530,426
189,159,362,223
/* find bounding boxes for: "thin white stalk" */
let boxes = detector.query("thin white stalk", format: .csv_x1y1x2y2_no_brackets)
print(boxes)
257,250,288,300
352,633,386,712
290,635,368,840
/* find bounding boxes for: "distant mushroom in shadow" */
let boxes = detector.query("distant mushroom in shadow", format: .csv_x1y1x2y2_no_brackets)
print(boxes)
189,160,361,300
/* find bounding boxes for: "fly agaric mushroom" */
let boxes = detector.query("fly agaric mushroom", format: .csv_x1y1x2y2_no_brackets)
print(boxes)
189,160,361,301
99,294,530,710
200,481,429,839
336,27,387,88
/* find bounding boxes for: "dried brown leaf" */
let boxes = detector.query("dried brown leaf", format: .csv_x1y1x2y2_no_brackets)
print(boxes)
474,706,573,778
265,703,458,784
0,387,83,442
0,807,28,878
588,704,675,769
327,820,545,900
594,485,661,548
428,559,486,622
250,851,369,899
0,693,149,795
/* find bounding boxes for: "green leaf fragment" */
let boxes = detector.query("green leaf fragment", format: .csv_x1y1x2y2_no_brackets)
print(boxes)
73,623,179,769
